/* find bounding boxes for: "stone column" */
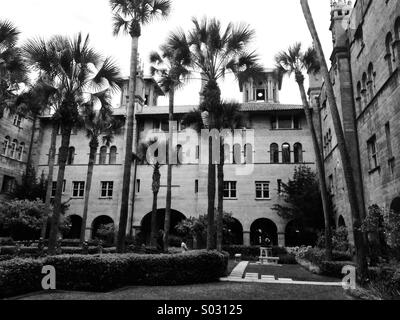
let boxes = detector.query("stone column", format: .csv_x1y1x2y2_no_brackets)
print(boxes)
85,227,92,241
243,231,251,246
278,232,285,247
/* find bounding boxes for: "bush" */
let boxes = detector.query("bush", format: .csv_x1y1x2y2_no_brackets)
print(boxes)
319,261,355,278
368,263,400,299
0,250,228,298
0,237,14,246
316,226,350,252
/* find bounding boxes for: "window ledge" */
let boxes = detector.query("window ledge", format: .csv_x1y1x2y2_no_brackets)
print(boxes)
255,198,271,201
224,198,238,201
99,197,113,200
368,166,381,175
71,197,84,200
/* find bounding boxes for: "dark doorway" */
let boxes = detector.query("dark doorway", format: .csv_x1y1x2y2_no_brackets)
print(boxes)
250,218,278,246
64,215,82,239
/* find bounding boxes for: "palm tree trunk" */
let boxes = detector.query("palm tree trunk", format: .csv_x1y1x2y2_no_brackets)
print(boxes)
164,86,175,252
297,77,333,260
117,35,139,253
207,142,216,250
48,124,72,254
300,0,368,281
26,115,39,174
80,143,98,243
216,139,224,251
150,192,158,247
41,122,58,239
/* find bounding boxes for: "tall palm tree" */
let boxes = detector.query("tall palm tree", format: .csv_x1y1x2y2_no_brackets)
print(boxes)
110,0,172,253
0,20,28,118
80,92,122,243
23,33,122,254
149,30,191,251
185,17,263,250
275,43,333,260
300,0,368,280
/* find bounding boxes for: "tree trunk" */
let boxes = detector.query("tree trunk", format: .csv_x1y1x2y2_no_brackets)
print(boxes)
80,142,98,243
117,36,139,253
300,0,368,281
216,139,224,251
26,115,39,174
48,124,71,254
150,192,159,247
164,86,175,252
207,141,216,250
41,122,58,239
297,77,333,260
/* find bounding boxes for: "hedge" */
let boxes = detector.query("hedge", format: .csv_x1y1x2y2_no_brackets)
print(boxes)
0,250,228,299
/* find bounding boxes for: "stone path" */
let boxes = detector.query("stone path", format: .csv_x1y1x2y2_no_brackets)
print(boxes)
220,261,343,287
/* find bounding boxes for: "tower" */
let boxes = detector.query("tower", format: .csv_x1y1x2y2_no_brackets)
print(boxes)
330,0,353,48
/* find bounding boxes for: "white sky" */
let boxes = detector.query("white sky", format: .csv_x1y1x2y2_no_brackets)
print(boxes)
1,0,334,106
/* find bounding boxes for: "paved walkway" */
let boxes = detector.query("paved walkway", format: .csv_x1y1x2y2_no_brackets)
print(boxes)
220,261,343,287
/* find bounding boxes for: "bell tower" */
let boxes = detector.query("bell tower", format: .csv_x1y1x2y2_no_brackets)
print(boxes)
240,69,282,104
330,0,353,48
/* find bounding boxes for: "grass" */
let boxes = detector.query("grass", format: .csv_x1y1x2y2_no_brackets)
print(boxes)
15,282,352,300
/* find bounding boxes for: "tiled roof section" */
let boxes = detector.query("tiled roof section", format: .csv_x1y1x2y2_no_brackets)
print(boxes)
240,102,303,112
136,105,198,115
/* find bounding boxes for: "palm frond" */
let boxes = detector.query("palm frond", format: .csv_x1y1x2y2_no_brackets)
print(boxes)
112,13,131,36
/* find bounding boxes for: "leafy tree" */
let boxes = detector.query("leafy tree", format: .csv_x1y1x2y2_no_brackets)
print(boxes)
275,42,333,260
13,165,47,202
110,0,172,253
273,166,327,236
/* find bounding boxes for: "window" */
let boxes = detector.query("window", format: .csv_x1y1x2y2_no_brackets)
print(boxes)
153,119,169,132
367,135,379,171
294,143,303,163
367,63,374,98
356,81,362,112
13,114,23,127
51,180,66,198
232,144,241,164
255,181,270,199
72,181,85,198
109,146,117,164
101,181,114,198
328,175,334,195
67,147,75,165
385,122,393,159
386,32,394,73
256,89,266,101
271,115,301,130
277,115,292,129
277,179,282,195
1,176,16,194
195,180,199,194
282,143,291,163
10,139,18,158
17,142,25,161
176,144,183,165
2,136,10,155
136,179,141,193
99,146,107,165
244,143,253,164
270,143,279,164
223,181,237,199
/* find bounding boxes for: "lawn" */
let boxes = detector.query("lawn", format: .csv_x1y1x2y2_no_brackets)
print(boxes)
15,282,352,300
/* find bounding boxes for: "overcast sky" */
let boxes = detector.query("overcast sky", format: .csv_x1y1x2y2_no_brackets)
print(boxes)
1,0,334,106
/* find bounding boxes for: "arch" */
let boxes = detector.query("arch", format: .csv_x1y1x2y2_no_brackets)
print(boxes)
109,146,117,164
223,144,231,164
386,32,394,72
176,144,183,165
224,217,244,245
140,209,186,245
390,197,400,214
17,142,25,161
270,143,279,164
244,143,253,164
91,215,115,242
10,139,18,158
250,218,278,246
67,147,75,165
282,143,291,164
232,143,241,164
338,215,346,228
367,63,374,97
99,146,107,165
2,136,10,155
64,215,82,239
293,143,303,163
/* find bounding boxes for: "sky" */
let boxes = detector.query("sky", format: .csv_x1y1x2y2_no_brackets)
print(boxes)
1,0,334,106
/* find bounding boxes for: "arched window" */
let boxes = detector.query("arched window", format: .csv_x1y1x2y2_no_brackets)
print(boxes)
2,136,10,155
270,143,279,164
362,72,368,102
10,139,18,158
294,143,303,163
356,81,362,112
17,142,25,161
67,147,75,165
176,144,183,165
282,143,291,164
395,18,400,41
367,63,374,98
386,32,394,73
223,144,231,164
109,146,117,165
244,143,253,164
232,144,241,164
99,146,107,165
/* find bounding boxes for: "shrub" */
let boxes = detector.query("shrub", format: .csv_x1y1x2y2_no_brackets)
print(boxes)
368,263,400,299
0,237,15,246
0,250,228,298
316,226,350,252
319,261,355,278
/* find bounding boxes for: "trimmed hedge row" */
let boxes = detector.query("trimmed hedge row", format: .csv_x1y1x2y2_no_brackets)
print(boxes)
222,245,296,264
0,250,228,299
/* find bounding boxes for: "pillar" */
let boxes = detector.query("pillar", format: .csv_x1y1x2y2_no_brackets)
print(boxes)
278,232,285,247
243,231,250,246
85,227,92,241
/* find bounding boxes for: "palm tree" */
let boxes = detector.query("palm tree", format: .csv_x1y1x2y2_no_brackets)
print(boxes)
149,30,191,251
184,17,263,250
137,139,162,247
110,0,172,253
23,33,122,254
0,20,28,118
80,93,122,243
300,0,368,280
275,43,333,260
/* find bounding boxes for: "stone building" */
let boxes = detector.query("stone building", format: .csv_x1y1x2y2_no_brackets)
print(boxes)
310,0,400,238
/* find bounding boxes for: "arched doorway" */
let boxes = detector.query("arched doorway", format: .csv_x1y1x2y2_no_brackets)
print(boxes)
285,220,318,246
224,217,243,245
250,218,278,246
64,215,82,239
338,215,346,228
390,197,400,214
91,215,114,243
140,209,186,245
